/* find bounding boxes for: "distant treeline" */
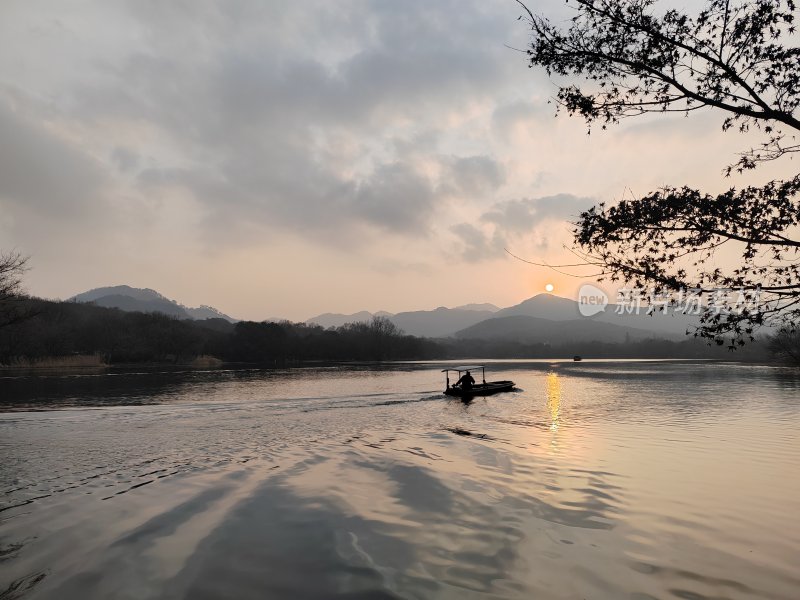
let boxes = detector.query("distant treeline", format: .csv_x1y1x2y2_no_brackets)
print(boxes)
0,297,775,366
0,298,439,365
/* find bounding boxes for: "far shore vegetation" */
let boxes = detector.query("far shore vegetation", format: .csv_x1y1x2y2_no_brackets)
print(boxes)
0,296,788,369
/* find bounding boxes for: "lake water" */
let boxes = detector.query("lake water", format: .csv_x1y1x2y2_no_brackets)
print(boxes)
1,360,799,599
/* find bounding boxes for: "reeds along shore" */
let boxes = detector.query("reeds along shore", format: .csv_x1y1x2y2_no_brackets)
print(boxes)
0,355,228,369
2,354,107,369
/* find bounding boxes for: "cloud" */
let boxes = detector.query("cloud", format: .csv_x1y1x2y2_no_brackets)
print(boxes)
9,0,521,250
491,100,549,140
0,99,107,217
450,222,505,263
440,155,505,199
0,0,748,319
355,162,436,234
111,146,139,172
446,193,596,262
482,194,595,233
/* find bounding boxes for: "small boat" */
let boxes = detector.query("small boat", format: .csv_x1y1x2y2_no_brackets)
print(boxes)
573,355,582,362
442,365,514,397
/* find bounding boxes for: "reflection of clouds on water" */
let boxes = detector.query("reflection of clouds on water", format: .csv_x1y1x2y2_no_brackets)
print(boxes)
2,363,800,599
153,447,619,599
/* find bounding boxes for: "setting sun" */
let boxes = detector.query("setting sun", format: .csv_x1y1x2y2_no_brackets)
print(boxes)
545,283,554,293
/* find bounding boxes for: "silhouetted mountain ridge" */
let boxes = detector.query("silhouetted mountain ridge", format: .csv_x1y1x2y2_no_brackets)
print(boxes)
68,287,699,342
307,293,700,340
498,293,699,336
308,311,394,329
454,303,500,312
455,314,681,344
69,285,237,323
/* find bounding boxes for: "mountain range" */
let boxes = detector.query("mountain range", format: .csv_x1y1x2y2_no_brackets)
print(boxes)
456,314,665,344
308,293,697,341
70,286,237,323
308,310,395,329
69,285,699,344
306,302,499,330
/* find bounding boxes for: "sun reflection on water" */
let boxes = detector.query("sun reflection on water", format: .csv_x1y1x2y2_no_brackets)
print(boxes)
547,372,561,432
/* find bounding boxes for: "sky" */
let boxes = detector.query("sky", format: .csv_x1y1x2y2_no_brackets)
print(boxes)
0,0,780,321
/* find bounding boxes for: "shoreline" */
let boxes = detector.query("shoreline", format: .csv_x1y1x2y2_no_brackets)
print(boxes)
0,355,785,375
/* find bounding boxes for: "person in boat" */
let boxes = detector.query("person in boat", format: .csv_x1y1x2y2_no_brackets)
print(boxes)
455,370,475,391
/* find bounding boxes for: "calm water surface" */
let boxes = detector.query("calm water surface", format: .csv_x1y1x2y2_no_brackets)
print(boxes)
1,360,798,599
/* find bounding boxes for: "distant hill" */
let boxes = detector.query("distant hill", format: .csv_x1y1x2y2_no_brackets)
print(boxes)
58,287,728,346
73,285,172,304
391,307,496,337
307,310,394,329
69,285,237,322
454,303,500,312
496,294,585,321
84,293,190,319
497,293,699,337
455,314,678,344
72,287,698,340
305,293,701,339
186,305,236,321
307,306,494,336
193,317,236,333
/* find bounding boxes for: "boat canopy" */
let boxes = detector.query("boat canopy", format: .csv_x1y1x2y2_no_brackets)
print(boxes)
441,365,484,372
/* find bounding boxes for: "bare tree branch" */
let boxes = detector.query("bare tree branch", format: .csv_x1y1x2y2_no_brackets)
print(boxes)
518,0,800,347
